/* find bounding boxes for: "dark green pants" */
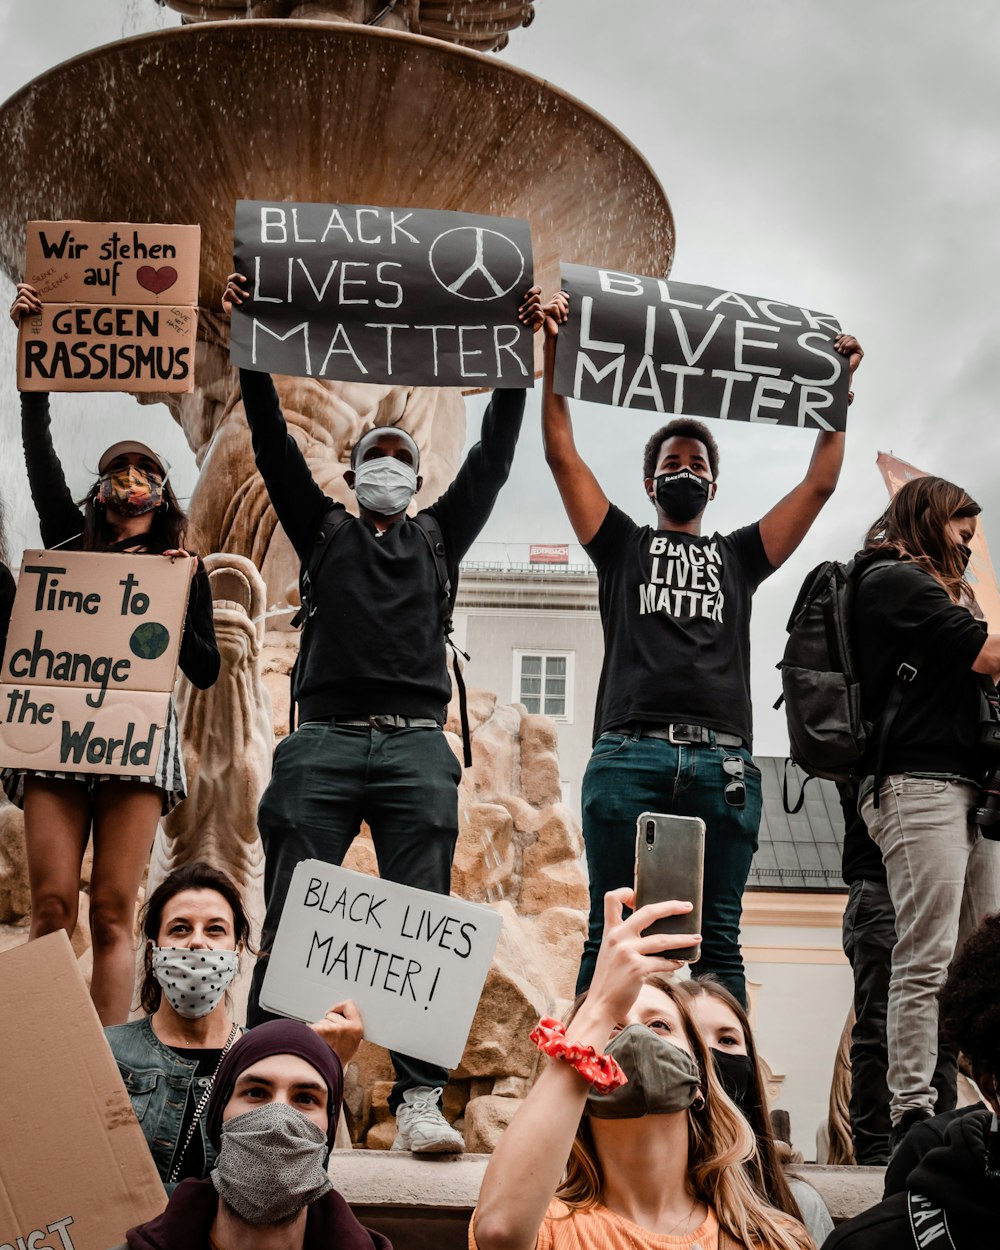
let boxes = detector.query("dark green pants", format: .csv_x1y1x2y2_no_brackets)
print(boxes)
248,720,461,1111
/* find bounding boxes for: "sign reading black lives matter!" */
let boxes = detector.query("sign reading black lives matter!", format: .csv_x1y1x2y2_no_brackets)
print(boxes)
17,220,201,394
230,199,534,388
0,551,193,775
260,861,504,1067
554,263,850,431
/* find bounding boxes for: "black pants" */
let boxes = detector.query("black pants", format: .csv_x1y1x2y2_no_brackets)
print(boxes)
248,721,461,1112
842,877,958,1163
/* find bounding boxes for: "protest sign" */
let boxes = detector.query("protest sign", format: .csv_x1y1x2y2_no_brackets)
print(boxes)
0,932,166,1250
17,220,200,393
877,451,1000,630
230,199,534,388
553,263,850,431
0,550,193,775
260,861,504,1067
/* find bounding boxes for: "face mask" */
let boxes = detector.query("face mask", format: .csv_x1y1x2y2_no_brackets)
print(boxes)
353,458,418,516
586,1024,701,1119
151,946,239,1019
212,1101,333,1225
653,469,711,523
97,465,164,515
711,1047,754,1111
957,543,973,574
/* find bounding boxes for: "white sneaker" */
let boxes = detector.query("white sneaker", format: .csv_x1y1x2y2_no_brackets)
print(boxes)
391,1086,465,1154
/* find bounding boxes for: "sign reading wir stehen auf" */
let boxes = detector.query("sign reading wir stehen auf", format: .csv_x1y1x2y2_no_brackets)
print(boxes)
554,263,851,431
231,200,534,388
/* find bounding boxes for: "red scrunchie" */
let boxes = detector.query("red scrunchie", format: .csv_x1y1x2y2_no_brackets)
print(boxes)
529,1017,628,1095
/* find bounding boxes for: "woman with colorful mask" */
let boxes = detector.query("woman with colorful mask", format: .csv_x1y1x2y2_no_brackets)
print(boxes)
6,282,220,1027
106,861,364,1190
680,977,834,1247
472,889,814,1250
112,1018,391,1250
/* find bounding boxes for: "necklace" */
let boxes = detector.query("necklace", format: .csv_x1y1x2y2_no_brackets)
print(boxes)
168,1023,239,1184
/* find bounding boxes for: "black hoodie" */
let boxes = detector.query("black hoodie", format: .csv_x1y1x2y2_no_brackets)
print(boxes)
823,1109,1000,1249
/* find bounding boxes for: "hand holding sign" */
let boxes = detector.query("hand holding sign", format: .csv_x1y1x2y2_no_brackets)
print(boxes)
9,281,42,324
308,998,365,1065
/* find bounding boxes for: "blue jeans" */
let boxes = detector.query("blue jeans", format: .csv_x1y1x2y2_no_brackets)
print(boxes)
578,732,762,1006
248,721,461,1112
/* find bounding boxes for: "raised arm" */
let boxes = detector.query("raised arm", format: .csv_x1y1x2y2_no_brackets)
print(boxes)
541,294,609,546
472,892,699,1250
758,333,864,568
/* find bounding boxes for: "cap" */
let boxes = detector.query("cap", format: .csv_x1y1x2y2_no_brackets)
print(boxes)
98,440,169,477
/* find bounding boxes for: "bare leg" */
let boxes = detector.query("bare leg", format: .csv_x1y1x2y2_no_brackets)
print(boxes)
89,780,163,1025
23,776,91,940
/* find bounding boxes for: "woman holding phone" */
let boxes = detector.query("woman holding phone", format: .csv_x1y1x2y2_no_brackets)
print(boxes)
472,890,813,1250
5,283,220,1026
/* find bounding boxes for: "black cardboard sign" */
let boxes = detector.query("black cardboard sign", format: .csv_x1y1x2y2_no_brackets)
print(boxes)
553,263,850,430
230,200,534,388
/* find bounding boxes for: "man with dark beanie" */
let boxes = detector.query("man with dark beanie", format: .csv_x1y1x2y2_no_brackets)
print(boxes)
824,912,1000,1249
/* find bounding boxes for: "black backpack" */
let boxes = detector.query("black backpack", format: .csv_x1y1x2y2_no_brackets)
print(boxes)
776,557,921,812
288,507,472,766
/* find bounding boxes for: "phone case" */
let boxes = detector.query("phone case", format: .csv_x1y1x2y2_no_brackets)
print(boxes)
633,812,705,963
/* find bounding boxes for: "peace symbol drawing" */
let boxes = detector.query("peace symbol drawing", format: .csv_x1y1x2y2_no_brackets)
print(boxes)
428,227,526,302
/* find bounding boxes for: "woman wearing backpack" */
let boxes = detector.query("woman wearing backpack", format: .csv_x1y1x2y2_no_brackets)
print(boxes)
853,475,1000,1151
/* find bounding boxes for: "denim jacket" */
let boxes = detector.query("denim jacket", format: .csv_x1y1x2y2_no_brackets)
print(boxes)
104,1016,236,1186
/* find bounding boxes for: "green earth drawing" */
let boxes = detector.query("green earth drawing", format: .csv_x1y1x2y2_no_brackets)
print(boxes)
130,621,171,660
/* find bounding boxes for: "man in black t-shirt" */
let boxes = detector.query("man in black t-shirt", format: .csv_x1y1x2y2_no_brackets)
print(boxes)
540,294,863,1003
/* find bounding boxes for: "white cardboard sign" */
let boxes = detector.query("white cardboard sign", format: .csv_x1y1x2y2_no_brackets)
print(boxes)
260,861,503,1068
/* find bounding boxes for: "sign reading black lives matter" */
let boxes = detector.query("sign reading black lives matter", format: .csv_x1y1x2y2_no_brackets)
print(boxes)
0,551,193,775
230,200,534,388
260,861,503,1067
554,263,850,431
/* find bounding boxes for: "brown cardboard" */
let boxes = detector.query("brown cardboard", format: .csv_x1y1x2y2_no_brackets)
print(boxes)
0,551,193,775
0,932,167,1249
17,302,197,394
23,221,200,306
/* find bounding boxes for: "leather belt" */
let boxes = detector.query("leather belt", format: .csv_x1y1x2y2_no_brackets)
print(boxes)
330,715,440,730
633,722,744,748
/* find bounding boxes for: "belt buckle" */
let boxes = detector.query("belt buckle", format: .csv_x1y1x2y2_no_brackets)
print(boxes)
667,724,689,745
369,714,397,731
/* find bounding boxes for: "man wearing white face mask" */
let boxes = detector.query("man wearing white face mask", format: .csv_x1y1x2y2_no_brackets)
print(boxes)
222,275,546,1153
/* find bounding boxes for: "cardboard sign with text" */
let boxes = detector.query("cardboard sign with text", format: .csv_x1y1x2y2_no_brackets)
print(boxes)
260,861,504,1067
18,220,200,393
0,932,166,1249
231,199,534,388
554,263,850,431
0,550,193,775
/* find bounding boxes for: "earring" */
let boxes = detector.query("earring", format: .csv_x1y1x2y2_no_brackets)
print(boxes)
692,1091,706,1112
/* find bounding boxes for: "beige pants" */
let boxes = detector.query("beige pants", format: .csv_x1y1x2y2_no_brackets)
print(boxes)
862,775,1000,1124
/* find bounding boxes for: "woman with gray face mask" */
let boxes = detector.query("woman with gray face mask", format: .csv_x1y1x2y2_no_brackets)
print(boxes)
472,890,815,1250
112,1019,390,1250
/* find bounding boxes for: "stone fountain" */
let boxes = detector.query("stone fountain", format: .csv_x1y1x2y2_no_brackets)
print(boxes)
0,1,674,1149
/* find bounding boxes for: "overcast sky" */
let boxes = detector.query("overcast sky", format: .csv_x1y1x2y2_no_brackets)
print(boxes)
1,1,997,752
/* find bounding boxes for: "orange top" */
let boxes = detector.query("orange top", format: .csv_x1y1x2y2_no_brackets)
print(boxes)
470,1200,722,1250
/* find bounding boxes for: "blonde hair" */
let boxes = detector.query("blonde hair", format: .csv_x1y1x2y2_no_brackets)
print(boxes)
557,975,814,1250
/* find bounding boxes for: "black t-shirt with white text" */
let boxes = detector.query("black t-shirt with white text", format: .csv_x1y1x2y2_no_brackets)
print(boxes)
585,505,774,745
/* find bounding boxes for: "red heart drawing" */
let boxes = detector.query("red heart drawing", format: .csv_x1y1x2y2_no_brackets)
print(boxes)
136,265,178,295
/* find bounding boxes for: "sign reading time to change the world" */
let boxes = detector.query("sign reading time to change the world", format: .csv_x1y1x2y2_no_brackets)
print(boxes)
17,220,201,393
554,263,851,431
230,199,534,388
260,861,504,1068
0,551,193,775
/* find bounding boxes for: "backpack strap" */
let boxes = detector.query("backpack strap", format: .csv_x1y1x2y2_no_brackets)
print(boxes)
413,514,473,768
907,1191,956,1249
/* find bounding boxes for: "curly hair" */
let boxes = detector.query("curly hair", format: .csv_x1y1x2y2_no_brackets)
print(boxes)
939,912,1000,1090
642,419,720,481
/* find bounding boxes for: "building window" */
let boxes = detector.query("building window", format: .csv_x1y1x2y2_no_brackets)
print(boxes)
514,651,573,721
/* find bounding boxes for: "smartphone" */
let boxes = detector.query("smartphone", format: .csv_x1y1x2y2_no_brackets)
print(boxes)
633,812,705,963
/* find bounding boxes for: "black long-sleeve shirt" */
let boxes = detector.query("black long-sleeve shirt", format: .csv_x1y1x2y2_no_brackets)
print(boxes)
19,392,219,689
239,369,524,722
854,556,989,777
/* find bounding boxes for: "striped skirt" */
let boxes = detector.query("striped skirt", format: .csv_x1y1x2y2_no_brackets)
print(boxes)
1,697,187,815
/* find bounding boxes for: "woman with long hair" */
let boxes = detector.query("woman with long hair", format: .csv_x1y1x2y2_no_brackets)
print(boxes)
853,474,1000,1150
5,283,220,1026
472,889,813,1250
680,977,834,1246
